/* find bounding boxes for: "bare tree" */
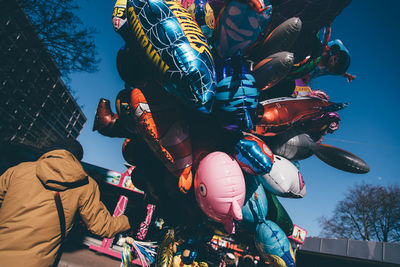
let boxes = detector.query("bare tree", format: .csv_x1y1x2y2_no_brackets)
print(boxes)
319,183,400,243
18,0,99,77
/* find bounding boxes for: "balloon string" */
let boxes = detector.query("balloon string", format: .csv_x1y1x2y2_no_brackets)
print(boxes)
121,243,132,267
131,239,150,267
323,137,400,149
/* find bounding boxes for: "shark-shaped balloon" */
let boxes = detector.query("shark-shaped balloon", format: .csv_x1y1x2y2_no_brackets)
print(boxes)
267,130,370,174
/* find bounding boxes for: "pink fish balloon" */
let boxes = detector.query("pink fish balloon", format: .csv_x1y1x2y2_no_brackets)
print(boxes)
194,152,246,234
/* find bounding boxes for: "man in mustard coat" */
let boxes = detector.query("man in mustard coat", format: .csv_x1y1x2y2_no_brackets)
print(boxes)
0,139,133,267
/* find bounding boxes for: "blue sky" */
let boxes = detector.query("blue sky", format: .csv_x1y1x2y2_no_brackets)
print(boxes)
70,1,400,237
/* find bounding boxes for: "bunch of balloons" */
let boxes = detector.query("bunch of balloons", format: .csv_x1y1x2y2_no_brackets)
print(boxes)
94,0,370,266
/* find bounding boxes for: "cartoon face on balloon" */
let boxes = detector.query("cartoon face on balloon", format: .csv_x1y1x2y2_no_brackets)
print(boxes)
194,152,246,234
214,0,272,58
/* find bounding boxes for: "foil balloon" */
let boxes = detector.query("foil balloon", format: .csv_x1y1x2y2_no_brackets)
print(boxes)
112,0,130,41
240,175,295,267
156,229,175,267
116,44,151,86
206,0,225,19
214,0,272,58
293,78,312,97
129,85,193,193
257,155,306,198
267,0,352,63
126,0,216,114
252,51,294,90
236,172,294,234
268,130,315,161
179,0,194,9
250,17,302,61
307,94,341,138
291,39,352,84
255,220,295,267
308,39,352,80
190,124,221,171
194,152,246,234
241,174,269,227
312,144,370,174
115,88,136,122
234,133,274,175
326,39,351,74
186,0,216,40
249,16,302,91
254,96,348,136
215,53,259,132
128,88,173,165
93,98,130,139
122,138,156,168
92,89,144,139
265,191,293,236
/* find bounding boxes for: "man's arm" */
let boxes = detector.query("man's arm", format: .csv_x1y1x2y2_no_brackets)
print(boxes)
0,167,14,207
78,177,131,238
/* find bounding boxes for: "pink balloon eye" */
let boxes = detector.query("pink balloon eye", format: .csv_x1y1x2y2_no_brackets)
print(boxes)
199,183,207,197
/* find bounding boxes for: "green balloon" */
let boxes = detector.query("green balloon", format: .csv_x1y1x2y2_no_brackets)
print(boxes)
265,191,294,236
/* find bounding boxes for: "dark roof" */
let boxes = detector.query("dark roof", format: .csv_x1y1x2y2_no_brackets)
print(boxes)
298,237,400,266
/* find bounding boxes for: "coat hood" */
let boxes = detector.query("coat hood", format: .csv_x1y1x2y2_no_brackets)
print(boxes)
36,149,88,191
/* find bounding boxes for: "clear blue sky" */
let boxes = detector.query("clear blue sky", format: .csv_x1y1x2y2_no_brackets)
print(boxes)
70,1,400,237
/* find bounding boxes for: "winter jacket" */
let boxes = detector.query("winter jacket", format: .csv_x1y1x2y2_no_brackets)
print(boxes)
0,149,131,267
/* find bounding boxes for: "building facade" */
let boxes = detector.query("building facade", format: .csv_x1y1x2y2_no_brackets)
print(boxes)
0,0,86,150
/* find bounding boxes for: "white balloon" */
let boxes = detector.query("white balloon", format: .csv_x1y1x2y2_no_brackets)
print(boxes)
257,155,306,198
